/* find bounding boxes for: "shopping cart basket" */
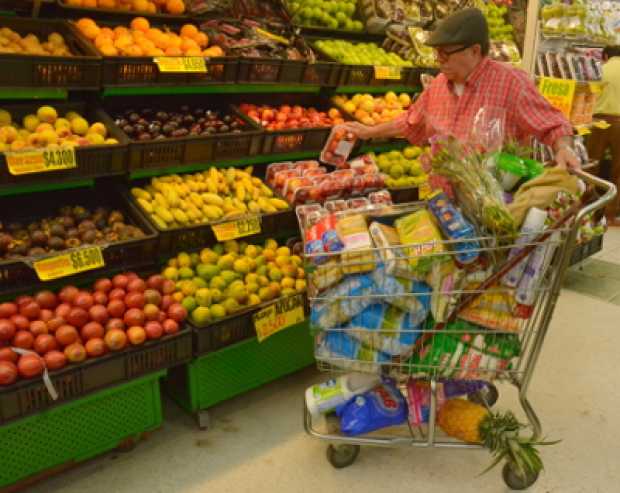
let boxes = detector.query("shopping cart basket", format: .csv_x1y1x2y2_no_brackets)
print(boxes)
301,170,616,489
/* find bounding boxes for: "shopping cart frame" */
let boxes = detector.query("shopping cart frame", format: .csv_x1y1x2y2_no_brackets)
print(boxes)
302,169,616,489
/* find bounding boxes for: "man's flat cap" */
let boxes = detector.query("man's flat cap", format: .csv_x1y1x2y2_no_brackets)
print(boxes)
427,8,489,48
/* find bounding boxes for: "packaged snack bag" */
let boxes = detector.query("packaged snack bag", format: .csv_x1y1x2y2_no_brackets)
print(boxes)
344,303,423,356
371,267,431,324
310,274,375,329
425,259,465,323
458,288,520,332
395,209,446,275
311,261,344,292
336,214,376,274
369,222,410,277
337,378,408,436
315,331,392,373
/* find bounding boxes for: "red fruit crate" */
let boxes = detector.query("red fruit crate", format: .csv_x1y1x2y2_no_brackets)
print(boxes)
0,328,191,425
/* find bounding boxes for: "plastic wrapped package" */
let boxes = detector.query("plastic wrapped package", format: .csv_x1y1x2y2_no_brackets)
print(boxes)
395,209,447,276
315,330,392,373
337,214,376,274
371,267,431,323
321,127,357,167
369,222,410,277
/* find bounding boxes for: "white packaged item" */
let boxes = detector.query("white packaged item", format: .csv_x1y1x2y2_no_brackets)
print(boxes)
305,373,380,418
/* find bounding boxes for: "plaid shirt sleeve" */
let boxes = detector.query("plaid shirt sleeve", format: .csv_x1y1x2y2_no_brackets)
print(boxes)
511,74,573,147
395,88,430,145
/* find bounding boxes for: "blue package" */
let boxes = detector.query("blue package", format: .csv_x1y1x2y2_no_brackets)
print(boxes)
322,229,344,253
316,331,392,367
337,378,408,436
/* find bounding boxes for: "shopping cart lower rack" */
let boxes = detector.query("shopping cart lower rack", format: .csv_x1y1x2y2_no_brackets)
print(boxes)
300,170,615,490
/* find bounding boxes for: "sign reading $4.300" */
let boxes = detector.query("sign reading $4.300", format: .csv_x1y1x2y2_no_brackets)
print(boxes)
5,146,77,175
33,246,105,281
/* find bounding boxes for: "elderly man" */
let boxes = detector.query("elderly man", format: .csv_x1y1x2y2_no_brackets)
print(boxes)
341,8,580,169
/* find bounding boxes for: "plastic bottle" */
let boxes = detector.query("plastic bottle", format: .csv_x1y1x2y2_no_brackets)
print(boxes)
305,373,381,418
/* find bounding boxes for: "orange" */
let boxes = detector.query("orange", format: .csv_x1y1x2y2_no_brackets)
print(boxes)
137,38,155,52
146,2,157,13
145,27,162,41
99,44,119,56
165,0,185,15
151,48,164,56
167,34,182,48
99,27,114,38
66,0,83,6
113,26,130,39
94,34,113,48
76,18,96,32
82,24,100,40
130,17,150,32
114,34,133,49
180,38,198,52
179,24,198,39
132,0,149,11
194,32,208,47
203,45,224,57
97,0,116,8
117,1,131,10
153,33,170,49
124,45,143,56
164,46,182,56
185,48,202,56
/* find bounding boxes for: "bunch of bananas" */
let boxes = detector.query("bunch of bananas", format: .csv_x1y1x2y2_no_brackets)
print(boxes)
131,167,289,230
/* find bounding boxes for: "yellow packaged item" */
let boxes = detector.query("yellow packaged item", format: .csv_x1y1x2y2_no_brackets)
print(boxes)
394,209,446,275
336,214,375,274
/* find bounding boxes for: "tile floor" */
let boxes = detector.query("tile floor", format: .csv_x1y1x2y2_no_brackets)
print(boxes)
25,229,620,493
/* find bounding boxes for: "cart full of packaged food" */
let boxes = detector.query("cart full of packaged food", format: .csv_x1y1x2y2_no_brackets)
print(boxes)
299,134,616,490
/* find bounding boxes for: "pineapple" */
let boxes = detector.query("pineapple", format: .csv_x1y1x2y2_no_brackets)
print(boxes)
438,399,559,480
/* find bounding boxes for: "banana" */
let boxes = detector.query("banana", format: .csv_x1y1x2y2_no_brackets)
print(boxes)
232,199,248,213
205,177,218,194
202,205,224,220
131,187,151,200
163,187,179,207
203,192,224,207
235,183,246,202
150,214,168,230
260,184,274,197
225,167,236,184
269,198,289,210
251,177,262,186
137,198,153,213
248,200,261,213
223,209,244,219
154,206,174,223
177,184,190,197
189,192,204,208
258,198,277,213
153,192,169,209
172,208,189,224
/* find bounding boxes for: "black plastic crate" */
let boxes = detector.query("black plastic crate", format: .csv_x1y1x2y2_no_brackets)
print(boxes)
237,58,306,84
0,101,128,189
570,234,604,266
389,186,419,203
0,16,101,90
233,93,349,155
0,186,158,297
190,294,309,356
302,61,341,86
103,95,263,171
0,329,192,424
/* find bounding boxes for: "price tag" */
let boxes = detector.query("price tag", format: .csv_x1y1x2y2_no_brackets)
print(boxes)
33,246,105,281
211,216,261,242
253,294,305,342
593,120,611,130
374,65,401,80
154,57,207,73
575,125,591,136
5,147,76,176
538,77,576,118
418,180,433,200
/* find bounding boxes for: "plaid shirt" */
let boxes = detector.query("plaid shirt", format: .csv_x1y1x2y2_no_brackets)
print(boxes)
396,58,573,148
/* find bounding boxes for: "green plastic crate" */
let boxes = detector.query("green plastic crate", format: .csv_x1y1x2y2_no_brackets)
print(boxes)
0,371,165,489
165,321,313,413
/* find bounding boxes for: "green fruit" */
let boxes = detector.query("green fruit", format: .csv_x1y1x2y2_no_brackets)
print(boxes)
258,275,270,287
217,254,235,270
256,265,268,277
212,244,224,256
197,264,220,281
246,282,259,294
162,266,179,281
182,296,197,313
258,286,274,301
248,294,261,306
177,252,192,268
179,267,195,280
210,304,226,320
190,253,200,267
192,277,208,289
389,163,405,179
269,267,283,282
224,240,239,254
245,273,259,284
228,285,248,304
195,288,212,307
209,275,227,291
222,297,241,315
281,287,297,297
233,258,251,275
191,306,211,326
244,245,259,258
199,248,219,264
255,255,266,268
220,270,239,286
210,288,223,303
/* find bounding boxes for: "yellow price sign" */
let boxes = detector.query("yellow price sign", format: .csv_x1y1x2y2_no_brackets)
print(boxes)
538,77,576,118
575,125,591,136
211,216,261,242
593,120,611,130
253,294,305,342
154,57,207,73
33,246,105,281
5,147,76,175
418,180,433,200
374,65,401,80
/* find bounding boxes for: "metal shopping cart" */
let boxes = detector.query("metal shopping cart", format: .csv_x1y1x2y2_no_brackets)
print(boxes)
301,170,615,490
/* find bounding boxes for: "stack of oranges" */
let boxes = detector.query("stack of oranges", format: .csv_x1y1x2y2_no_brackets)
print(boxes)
74,17,225,57
64,0,185,16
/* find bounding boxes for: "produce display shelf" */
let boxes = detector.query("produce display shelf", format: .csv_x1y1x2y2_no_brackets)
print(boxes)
335,85,421,94
0,88,68,100
0,178,94,198
164,320,313,416
103,84,323,97
0,371,165,489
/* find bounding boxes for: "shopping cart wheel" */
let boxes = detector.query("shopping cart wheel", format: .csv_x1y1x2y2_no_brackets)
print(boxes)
326,444,360,469
468,383,499,407
502,462,539,490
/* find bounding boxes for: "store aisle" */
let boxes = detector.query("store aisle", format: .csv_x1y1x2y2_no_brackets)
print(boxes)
27,230,620,493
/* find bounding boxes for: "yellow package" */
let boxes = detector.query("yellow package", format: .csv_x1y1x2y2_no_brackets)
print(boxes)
336,214,375,274
395,209,446,275
368,222,410,278
458,284,519,332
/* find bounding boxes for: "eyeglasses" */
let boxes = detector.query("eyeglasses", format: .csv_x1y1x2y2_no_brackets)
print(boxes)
434,45,471,61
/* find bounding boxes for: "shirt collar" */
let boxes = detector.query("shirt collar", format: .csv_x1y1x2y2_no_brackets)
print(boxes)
448,57,491,94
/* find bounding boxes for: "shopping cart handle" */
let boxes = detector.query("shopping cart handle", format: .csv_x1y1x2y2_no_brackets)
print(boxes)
570,169,617,225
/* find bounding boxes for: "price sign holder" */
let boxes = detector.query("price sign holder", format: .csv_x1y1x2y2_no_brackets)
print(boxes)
211,216,261,242
538,77,576,118
253,294,305,342
374,65,401,80
33,246,105,281
5,146,77,176
154,57,207,73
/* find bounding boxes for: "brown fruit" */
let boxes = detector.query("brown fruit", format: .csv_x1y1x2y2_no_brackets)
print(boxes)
0,347,18,363
59,285,79,304
44,350,67,370
34,290,57,309
125,291,145,309
0,319,16,341
104,328,127,351
20,301,41,320
29,320,48,336
64,342,87,363
144,321,163,340
0,360,17,385
10,314,30,331
81,321,104,341
127,326,146,346
85,338,106,358
162,318,179,335
17,354,44,378
0,302,18,318
12,331,34,349
33,334,58,355
107,299,125,318
124,308,144,327
144,289,162,306
55,324,79,347
89,304,109,324
66,307,89,328
74,292,94,311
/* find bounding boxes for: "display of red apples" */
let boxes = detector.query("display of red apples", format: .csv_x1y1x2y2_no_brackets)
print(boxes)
238,104,345,131
0,272,188,386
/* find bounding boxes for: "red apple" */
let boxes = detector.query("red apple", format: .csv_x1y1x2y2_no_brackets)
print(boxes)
127,326,146,346
107,299,125,319
11,314,29,331
112,274,129,289
167,303,187,323
0,302,17,319
163,319,179,335
146,274,164,291
66,307,89,328
74,292,94,311
85,338,106,358
0,319,16,341
59,285,79,304
44,350,67,370
106,318,125,332
127,278,146,292
29,320,48,336
125,291,145,310
81,321,104,341
144,321,163,340
89,305,109,325
20,301,41,320
124,308,144,327
34,290,57,309
64,342,87,363
33,334,57,355
94,278,112,293
55,303,72,319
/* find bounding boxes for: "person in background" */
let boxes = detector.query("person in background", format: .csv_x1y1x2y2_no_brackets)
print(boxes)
587,45,620,226
340,8,580,170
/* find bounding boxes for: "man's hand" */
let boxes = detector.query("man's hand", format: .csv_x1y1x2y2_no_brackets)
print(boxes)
555,145,581,170
335,122,377,140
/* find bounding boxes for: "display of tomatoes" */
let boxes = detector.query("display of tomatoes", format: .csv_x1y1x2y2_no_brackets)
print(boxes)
239,104,345,131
